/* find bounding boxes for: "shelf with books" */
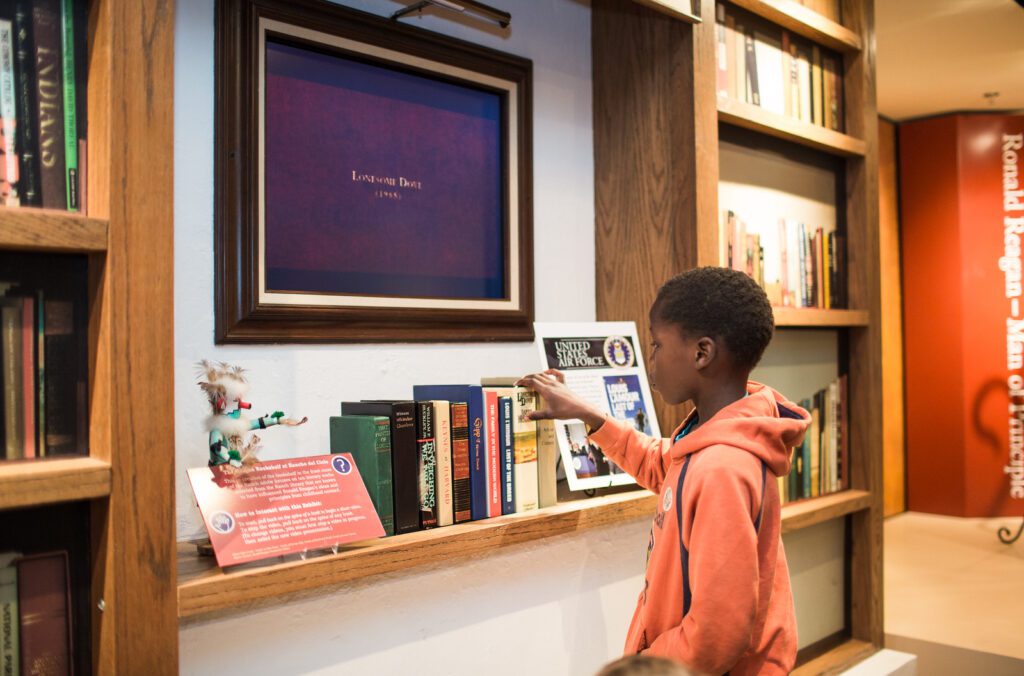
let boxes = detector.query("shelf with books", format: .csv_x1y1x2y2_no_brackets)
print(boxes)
780,488,871,534
177,489,658,621
726,0,861,53
0,207,107,253
773,307,868,327
0,456,110,510
718,95,866,157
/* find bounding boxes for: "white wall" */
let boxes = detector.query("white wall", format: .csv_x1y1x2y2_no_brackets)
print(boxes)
174,1,649,674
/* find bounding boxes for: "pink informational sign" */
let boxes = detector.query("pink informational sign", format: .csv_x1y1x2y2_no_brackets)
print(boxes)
187,454,385,567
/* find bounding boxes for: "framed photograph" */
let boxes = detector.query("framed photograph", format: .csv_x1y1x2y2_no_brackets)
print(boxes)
533,322,662,491
215,0,533,343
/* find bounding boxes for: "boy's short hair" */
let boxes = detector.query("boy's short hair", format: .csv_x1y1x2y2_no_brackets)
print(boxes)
595,654,696,676
651,266,774,372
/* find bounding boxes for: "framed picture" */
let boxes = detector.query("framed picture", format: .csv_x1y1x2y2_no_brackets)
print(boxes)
215,0,534,343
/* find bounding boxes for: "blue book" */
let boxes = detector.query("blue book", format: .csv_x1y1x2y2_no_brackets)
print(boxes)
499,396,515,515
413,385,488,520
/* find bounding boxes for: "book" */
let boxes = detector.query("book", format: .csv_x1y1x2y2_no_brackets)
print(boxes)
340,401,419,534
449,402,472,522
59,0,76,210
744,29,758,106
734,19,746,102
415,401,438,529
839,374,849,490
412,385,488,520
20,296,34,458
0,553,19,676
811,45,823,126
34,290,43,456
483,389,500,518
497,396,514,515
753,29,784,115
0,18,19,207
715,4,728,98
13,1,39,206
43,299,75,455
536,397,558,509
2,302,23,459
16,551,72,676
431,401,454,527
725,10,738,101
329,415,395,536
508,388,540,513
32,0,65,210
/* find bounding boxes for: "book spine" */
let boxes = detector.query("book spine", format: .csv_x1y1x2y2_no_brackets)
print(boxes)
20,298,34,459
58,0,75,210
0,562,18,676
725,12,737,101
839,375,849,490
43,300,74,456
0,20,19,207
329,416,395,536
484,390,500,518
811,45,822,126
499,396,514,515
372,418,395,535
801,399,812,498
32,0,63,209
735,20,746,102
835,59,844,132
34,291,43,457
449,402,472,523
513,389,539,513
2,305,23,460
16,552,72,676
744,29,759,106
416,401,438,529
781,32,791,117
715,4,728,98
12,2,38,206
433,401,454,527
536,398,558,509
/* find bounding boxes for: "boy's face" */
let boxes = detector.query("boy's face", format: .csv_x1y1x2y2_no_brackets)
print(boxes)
648,320,703,406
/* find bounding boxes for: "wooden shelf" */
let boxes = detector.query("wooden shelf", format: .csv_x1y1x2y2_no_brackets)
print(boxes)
178,489,658,621
0,207,108,253
793,638,877,675
781,489,872,534
727,0,862,53
632,0,701,23
718,96,866,157
774,307,870,327
0,457,112,510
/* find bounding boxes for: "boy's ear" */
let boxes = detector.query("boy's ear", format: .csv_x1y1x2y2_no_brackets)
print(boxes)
694,336,717,370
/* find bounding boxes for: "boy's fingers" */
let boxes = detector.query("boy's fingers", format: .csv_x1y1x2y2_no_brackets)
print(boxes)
543,368,566,384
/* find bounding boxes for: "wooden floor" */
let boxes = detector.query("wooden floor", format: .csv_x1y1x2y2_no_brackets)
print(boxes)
884,512,1024,673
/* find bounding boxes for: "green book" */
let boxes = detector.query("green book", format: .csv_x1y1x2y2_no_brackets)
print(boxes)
0,552,20,676
59,0,78,210
330,415,394,536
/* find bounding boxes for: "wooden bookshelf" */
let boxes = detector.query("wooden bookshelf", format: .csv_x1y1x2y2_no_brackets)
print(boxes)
0,0,176,673
792,638,877,675
773,307,870,327
593,0,884,669
718,96,867,157
0,457,112,510
0,208,108,253
727,0,862,53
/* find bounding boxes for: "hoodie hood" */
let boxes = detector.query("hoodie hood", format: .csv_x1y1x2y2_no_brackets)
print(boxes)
668,381,810,476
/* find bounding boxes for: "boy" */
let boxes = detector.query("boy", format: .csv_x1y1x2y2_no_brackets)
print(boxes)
518,267,809,675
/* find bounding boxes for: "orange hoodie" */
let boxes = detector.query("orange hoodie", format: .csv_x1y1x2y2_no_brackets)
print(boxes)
588,382,809,675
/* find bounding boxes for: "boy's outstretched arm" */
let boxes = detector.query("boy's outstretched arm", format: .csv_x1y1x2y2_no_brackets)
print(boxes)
517,370,673,493
646,461,761,674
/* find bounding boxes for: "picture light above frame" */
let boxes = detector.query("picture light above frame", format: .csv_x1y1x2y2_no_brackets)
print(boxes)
215,0,534,343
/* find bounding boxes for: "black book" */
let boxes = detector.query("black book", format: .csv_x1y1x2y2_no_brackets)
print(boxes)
341,401,419,535
13,0,40,206
415,401,438,529
31,0,64,210
745,29,759,106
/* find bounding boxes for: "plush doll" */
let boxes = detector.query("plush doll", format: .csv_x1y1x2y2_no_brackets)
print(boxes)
196,360,307,468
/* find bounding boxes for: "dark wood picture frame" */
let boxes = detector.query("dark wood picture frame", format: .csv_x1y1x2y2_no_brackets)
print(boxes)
215,0,534,343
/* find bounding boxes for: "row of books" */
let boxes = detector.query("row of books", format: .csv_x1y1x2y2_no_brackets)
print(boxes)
1,550,73,675
1,253,89,461
0,0,88,211
721,209,846,309
331,379,557,537
715,3,844,132
779,376,848,505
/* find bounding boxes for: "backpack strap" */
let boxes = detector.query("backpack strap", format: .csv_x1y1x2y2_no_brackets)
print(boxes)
678,457,769,620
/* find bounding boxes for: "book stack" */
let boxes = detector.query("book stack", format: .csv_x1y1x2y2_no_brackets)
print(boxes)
779,375,848,505
721,209,846,309
329,378,558,537
1,550,74,675
715,3,844,132
0,0,88,211
1,252,88,461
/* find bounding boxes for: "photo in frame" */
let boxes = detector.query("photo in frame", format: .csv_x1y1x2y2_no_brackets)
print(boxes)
215,0,533,342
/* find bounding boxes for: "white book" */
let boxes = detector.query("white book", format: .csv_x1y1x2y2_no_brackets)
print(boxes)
753,30,785,115
431,401,454,526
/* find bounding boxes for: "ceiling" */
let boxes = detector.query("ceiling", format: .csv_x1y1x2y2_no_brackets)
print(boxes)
876,0,1024,121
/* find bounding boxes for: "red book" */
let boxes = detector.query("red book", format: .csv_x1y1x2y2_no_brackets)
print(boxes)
21,297,35,458
484,390,500,518
17,551,73,676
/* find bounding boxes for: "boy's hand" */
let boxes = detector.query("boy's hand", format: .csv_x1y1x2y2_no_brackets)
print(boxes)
515,369,607,431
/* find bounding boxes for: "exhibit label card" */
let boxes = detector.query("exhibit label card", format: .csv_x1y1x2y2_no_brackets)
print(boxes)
187,454,385,567
533,322,662,491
